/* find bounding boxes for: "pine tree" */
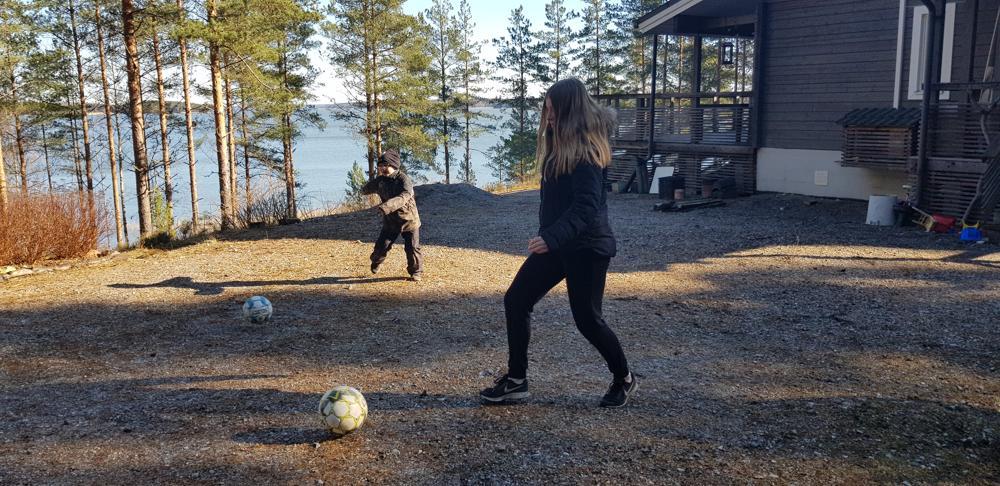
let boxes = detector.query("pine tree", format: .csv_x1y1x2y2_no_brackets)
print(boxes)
174,0,199,230
205,0,235,230
425,0,460,184
541,0,578,83
67,0,95,194
0,0,34,194
344,161,368,207
574,0,619,95
325,0,435,181
121,0,154,238
612,0,660,93
488,6,544,183
94,0,125,248
453,0,489,185
150,29,174,235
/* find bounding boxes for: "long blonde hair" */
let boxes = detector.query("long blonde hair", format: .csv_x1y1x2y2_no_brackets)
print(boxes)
536,78,615,180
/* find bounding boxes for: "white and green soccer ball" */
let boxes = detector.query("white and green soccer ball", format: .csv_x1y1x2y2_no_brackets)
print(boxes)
242,296,272,323
319,385,368,436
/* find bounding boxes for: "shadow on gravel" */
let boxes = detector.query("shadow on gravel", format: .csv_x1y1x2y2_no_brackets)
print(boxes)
108,275,410,295
232,427,334,445
220,191,999,274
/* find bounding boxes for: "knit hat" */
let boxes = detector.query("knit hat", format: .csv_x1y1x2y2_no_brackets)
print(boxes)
379,150,401,169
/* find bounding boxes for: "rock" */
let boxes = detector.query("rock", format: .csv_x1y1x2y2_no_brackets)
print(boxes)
1,266,15,275
9,269,33,278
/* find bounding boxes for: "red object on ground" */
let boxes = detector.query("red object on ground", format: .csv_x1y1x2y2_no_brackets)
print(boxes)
929,214,956,233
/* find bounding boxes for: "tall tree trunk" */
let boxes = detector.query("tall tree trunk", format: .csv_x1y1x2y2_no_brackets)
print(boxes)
280,52,295,219
69,0,95,193
365,88,375,178
464,75,471,184
11,71,27,194
518,55,526,181
207,0,234,230
372,49,383,161
282,114,295,219
95,1,125,248
239,87,252,209
176,0,199,230
364,65,374,178
0,125,7,208
112,107,129,243
67,103,85,191
151,32,174,234
223,63,237,206
441,64,450,184
122,0,153,238
437,22,450,185
41,125,53,193
363,4,375,178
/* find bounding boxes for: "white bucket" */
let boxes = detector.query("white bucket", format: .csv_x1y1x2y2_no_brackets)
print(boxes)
866,195,897,226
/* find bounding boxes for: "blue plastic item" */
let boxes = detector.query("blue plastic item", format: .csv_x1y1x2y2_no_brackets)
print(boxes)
959,227,984,242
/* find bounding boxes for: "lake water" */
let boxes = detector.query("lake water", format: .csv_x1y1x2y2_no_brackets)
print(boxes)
52,106,506,245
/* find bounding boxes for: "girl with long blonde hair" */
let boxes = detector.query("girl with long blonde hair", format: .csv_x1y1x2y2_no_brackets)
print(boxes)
480,78,636,408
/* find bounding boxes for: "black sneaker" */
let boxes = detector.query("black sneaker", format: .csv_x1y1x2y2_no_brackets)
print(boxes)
599,374,638,408
409,274,422,282
370,262,380,274
479,374,529,403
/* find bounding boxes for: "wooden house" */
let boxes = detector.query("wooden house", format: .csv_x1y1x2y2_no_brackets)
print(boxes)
605,0,1000,224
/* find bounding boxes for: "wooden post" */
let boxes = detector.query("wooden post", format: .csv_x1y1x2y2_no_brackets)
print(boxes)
693,35,704,145
647,34,659,193
693,36,703,107
751,1,765,149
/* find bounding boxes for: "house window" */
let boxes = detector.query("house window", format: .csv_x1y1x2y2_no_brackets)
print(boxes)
908,3,956,101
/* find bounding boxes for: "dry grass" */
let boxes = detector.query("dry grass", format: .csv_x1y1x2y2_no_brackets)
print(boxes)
0,192,106,265
484,178,541,194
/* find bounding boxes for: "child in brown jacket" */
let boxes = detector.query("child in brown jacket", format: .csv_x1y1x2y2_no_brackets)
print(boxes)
362,149,423,281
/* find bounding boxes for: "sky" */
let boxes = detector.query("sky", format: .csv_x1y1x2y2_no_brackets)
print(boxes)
310,0,591,103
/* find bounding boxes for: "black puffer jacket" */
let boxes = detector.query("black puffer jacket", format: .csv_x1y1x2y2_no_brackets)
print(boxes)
537,162,616,257
362,171,421,232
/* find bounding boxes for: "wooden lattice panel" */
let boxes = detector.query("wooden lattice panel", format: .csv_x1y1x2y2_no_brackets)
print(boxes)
928,104,1000,160
841,126,914,171
913,158,1000,223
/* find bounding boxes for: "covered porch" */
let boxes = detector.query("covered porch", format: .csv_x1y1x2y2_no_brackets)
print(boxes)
597,0,761,197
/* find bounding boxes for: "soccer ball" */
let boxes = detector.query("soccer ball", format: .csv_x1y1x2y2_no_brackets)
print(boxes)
242,296,272,323
319,386,368,436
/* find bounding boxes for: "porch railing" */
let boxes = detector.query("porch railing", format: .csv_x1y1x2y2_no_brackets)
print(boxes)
595,92,753,148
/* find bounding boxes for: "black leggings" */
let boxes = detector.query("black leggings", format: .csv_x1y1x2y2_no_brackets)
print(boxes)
503,251,629,381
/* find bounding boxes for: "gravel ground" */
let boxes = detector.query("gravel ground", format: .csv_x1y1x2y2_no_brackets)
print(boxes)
1,186,998,485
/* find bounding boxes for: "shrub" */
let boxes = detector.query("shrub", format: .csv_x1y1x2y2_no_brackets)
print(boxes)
0,192,108,265
237,192,291,228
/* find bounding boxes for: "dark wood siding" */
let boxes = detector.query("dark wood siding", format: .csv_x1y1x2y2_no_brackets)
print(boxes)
966,0,1000,86
899,0,995,107
761,0,900,150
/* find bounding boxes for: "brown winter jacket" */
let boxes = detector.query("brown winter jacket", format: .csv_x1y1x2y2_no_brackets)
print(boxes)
361,171,421,232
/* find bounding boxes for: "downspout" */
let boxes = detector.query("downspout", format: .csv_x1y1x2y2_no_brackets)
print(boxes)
968,0,980,95
915,0,943,206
